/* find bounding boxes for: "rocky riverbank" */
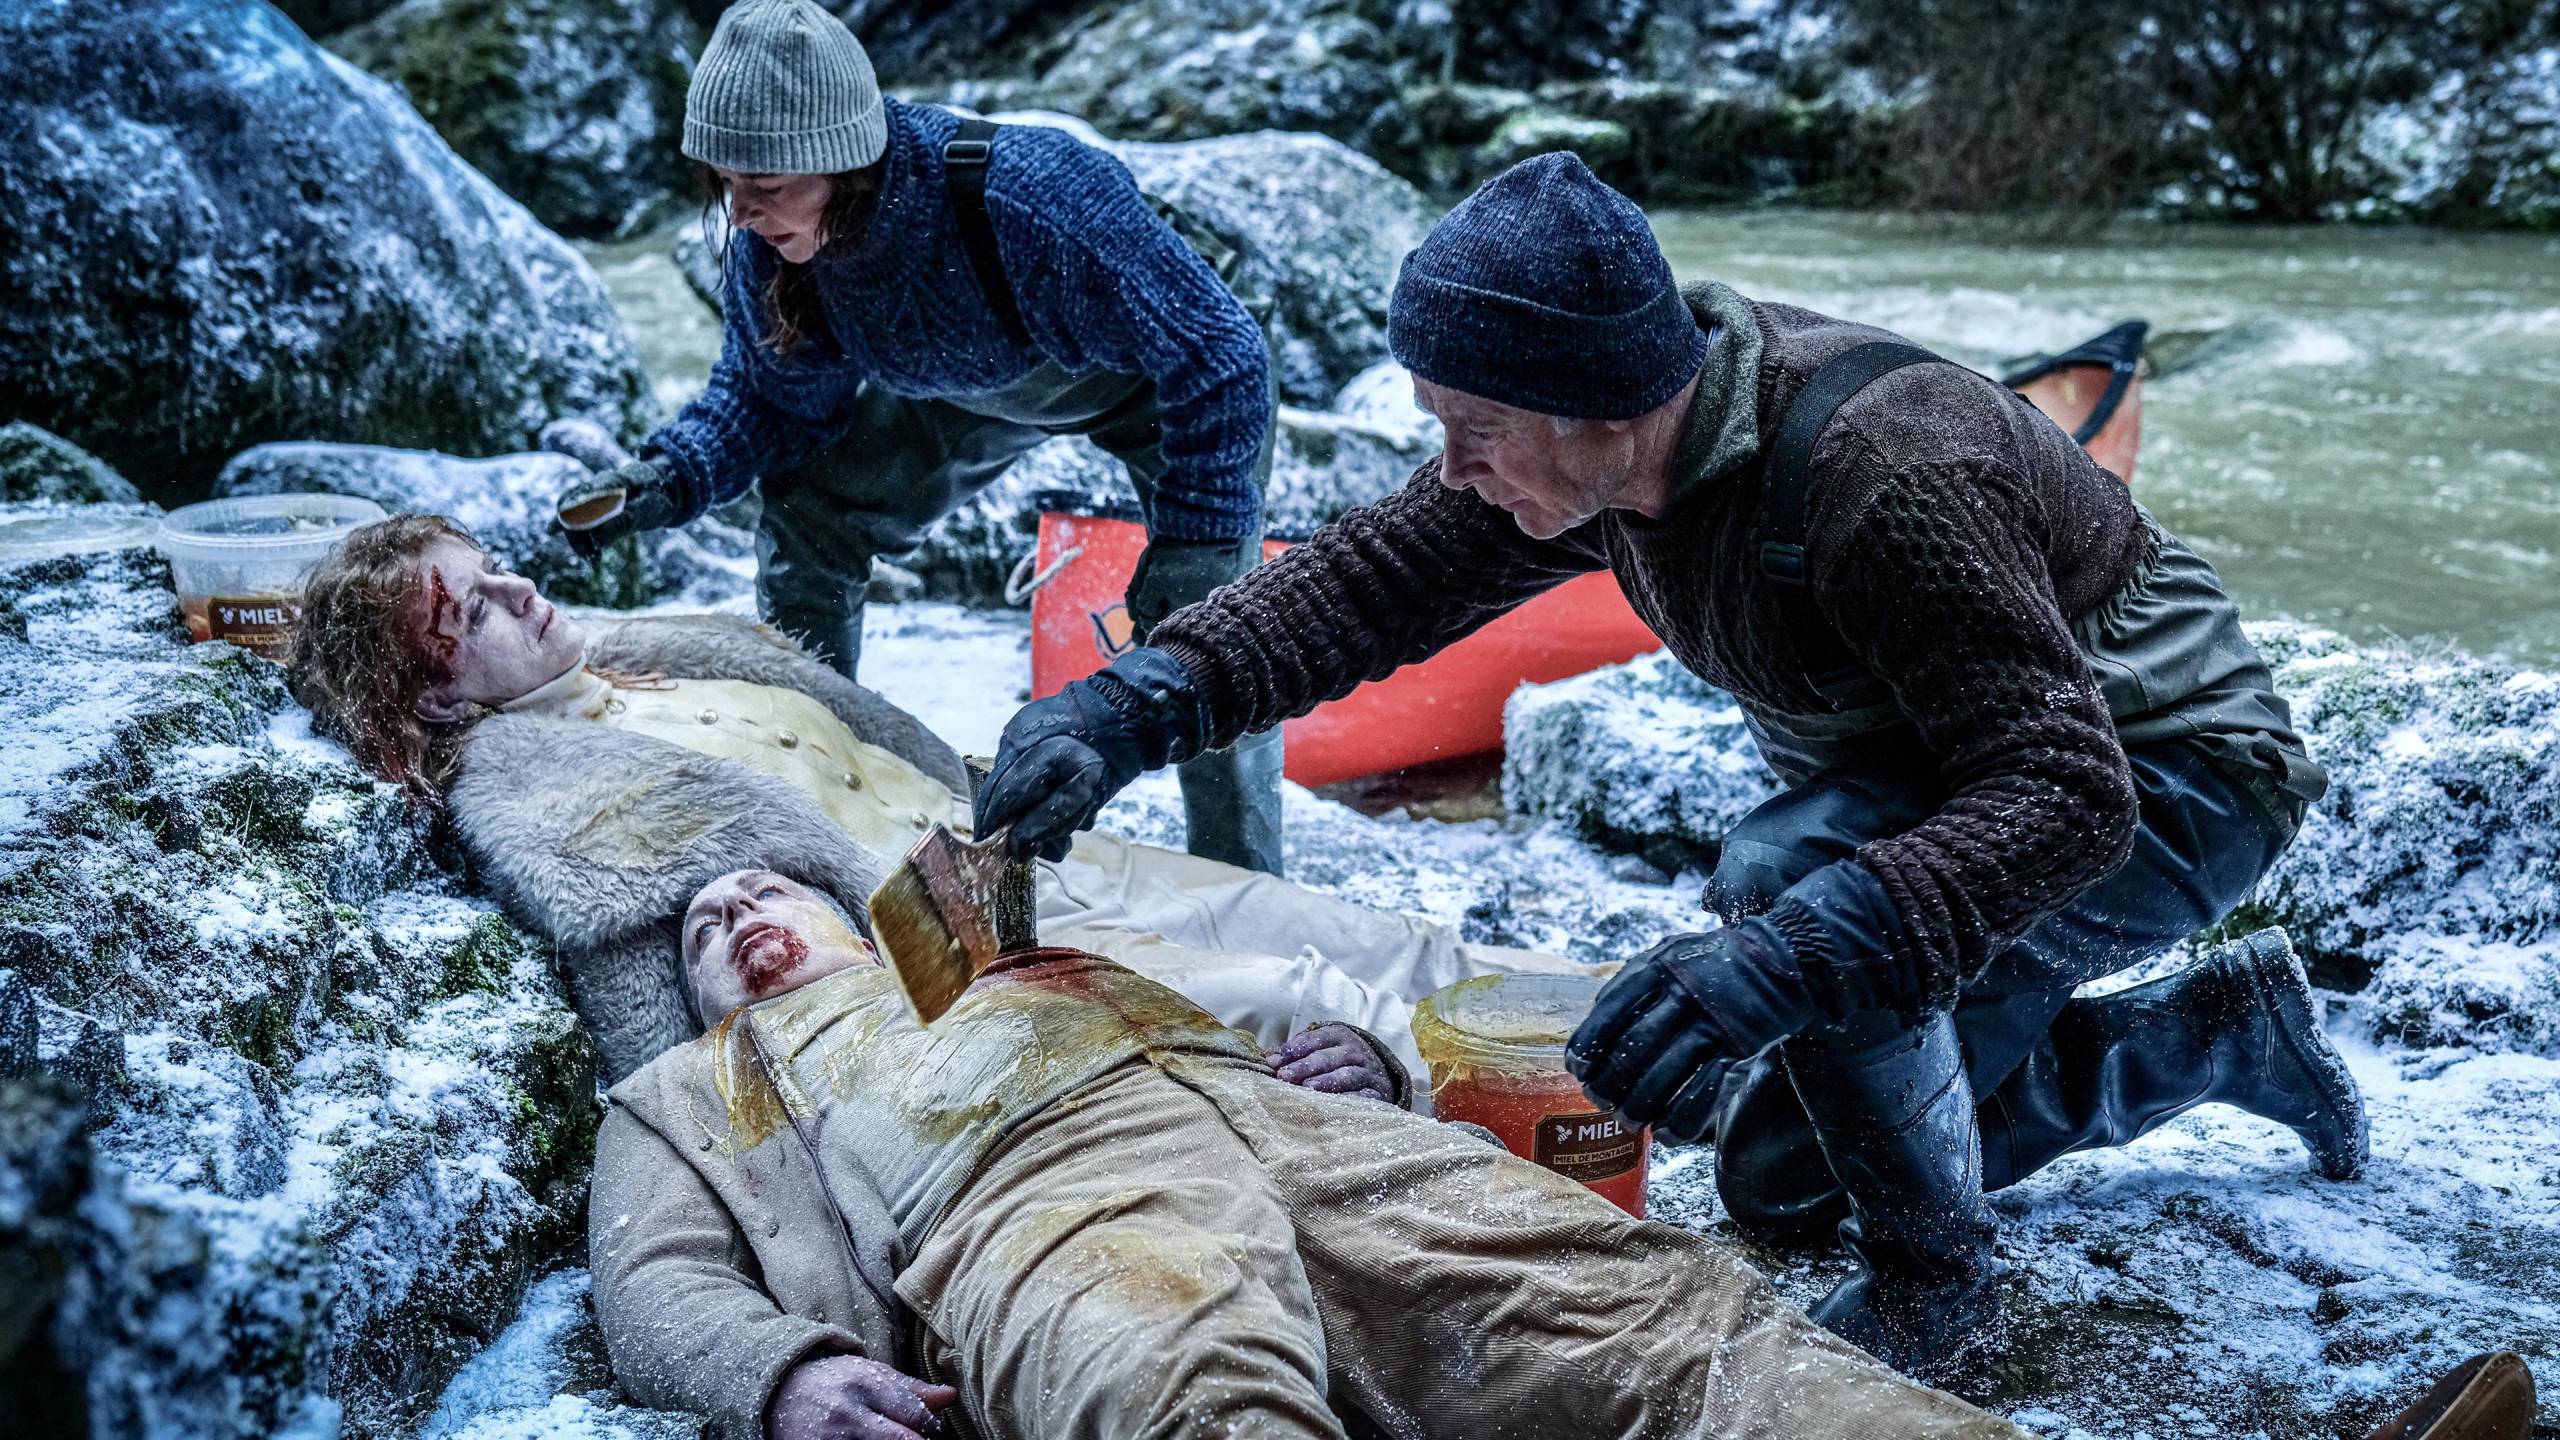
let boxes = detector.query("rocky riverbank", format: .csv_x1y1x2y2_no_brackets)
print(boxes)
294,0,2560,229
3,0,2554,1435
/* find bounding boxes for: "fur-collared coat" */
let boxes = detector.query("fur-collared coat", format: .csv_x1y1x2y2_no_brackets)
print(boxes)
449,613,967,1082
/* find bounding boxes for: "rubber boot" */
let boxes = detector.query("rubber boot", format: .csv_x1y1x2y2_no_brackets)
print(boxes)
2362,1351,2536,1440
1128,535,1285,877
1788,1012,2007,1383
1176,726,1285,875
1978,928,2369,1190
755,532,872,681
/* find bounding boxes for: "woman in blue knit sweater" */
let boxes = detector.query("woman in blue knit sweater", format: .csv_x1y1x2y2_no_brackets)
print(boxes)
556,0,1284,873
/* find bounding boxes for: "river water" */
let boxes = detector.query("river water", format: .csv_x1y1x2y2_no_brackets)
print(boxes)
1655,211,2560,664
589,212,2560,663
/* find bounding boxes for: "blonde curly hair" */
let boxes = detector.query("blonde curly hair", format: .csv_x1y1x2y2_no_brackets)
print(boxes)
286,514,484,800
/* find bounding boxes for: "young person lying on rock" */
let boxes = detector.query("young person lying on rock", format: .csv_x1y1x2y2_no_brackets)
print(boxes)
285,514,1579,1085
591,866,2536,1440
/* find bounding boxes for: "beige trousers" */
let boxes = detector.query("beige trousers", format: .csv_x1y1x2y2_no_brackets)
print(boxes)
897,1056,2025,1440
1044,833,1588,1091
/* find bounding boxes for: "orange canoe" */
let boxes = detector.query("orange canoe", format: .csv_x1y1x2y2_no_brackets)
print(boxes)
2002,319,2148,483
1030,320,2150,787
1028,506,1663,788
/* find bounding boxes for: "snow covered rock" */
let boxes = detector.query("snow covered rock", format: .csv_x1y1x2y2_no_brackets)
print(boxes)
0,424,142,507
216,441,756,610
936,0,1410,154
1330,360,1442,450
674,123,1433,410
332,0,699,239
895,0,1876,204
1500,622,2560,1057
1107,129,1434,406
0,0,655,499
0,1074,343,1440
897,398,1435,608
0,519,601,1438
1502,650,1781,877
412,1269,703,1439
832,0,1062,79
672,214,729,313
2244,623,2560,1054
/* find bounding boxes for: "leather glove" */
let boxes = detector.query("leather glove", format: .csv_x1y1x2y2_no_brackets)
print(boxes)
974,646,1209,862
1270,1022,1399,1105
1565,918,1821,1145
553,457,680,562
1126,535,1255,639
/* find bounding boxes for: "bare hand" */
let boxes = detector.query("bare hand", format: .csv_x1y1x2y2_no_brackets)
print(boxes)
1271,1023,1396,1104
767,1354,958,1440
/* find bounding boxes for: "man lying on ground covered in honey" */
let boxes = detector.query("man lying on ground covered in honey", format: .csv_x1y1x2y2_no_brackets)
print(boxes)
285,514,1584,1085
588,866,2534,1440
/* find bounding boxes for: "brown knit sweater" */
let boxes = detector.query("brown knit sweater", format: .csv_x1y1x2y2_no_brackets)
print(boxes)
1158,290,2153,1004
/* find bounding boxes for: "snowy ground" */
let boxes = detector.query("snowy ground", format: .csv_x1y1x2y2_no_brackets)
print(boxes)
430,602,2559,1440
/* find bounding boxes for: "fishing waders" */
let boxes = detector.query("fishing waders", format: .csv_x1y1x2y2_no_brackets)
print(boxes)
1703,342,2341,1380
755,120,1285,874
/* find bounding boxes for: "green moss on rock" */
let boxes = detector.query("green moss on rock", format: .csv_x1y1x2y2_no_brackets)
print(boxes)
0,422,141,504
3,541,607,1436
332,0,697,239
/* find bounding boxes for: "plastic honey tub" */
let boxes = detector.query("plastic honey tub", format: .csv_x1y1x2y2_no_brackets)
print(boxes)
1412,974,1650,1216
0,508,165,567
156,494,387,660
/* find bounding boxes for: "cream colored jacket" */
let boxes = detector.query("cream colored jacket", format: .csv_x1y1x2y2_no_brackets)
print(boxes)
452,615,1579,1086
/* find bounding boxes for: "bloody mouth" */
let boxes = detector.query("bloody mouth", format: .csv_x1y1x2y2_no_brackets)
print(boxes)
732,923,808,997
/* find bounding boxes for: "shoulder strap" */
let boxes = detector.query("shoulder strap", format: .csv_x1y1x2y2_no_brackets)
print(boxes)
944,117,1032,352
1756,340,1945,710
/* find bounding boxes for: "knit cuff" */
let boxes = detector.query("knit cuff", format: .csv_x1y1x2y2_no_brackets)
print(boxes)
1391,272,1710,421
683,110,887,177
1763,860,1930,1020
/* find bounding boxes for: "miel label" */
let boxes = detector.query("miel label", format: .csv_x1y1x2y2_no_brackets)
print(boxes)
1532,1109,1644,1183
207,595,301,660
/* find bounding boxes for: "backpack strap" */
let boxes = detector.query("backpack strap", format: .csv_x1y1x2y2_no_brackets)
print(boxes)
1757,340,1947,710
944,117,1032,352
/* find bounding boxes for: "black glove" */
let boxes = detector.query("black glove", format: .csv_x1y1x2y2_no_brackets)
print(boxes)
1126,536,1255,639
554,457,680,562
1568,858,1917,1143
1565,918,1821,1145
974,646,1210,861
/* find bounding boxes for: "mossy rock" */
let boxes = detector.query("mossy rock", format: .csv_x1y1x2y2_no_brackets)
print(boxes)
0,423,141,505
1475,109,1634,173
0,0,655,497
333,0,699,240
3,541,605,1435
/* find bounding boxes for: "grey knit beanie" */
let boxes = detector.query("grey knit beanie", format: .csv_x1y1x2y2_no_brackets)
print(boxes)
684,0,886,175
1389,153,1708,421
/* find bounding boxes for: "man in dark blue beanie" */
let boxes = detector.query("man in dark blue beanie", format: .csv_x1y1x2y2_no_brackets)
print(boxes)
1388,153,1710,428
976,154,2351,1383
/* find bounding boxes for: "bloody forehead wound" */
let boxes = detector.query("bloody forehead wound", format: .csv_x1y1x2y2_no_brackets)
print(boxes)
418,564,462,671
